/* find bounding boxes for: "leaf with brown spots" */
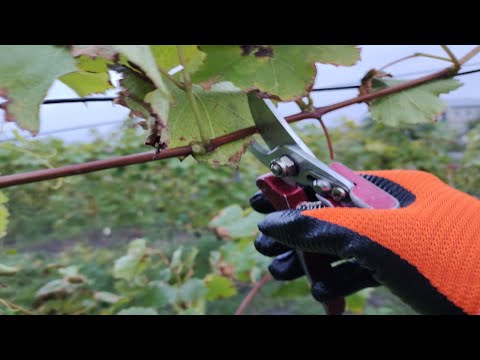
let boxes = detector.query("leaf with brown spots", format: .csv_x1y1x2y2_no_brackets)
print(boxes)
193,45,360,101
70,45,118,60
168,81,255,167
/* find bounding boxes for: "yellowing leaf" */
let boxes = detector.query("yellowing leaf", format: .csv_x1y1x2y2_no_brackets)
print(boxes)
0,191,8,239
193,45,360,100
60,71,113,97
150,45,205,74
204,274,237,300
369,78,463,126
0,45,77,134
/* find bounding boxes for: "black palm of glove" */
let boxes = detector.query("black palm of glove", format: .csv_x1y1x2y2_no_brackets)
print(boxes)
250,190,380,305
250,168,480,315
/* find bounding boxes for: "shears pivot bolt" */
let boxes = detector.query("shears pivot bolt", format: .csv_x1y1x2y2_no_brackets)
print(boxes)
270,156,297,177
313,179,332,193
331,186,347,201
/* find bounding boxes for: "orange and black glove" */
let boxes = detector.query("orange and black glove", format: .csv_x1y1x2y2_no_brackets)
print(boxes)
250,170,480,315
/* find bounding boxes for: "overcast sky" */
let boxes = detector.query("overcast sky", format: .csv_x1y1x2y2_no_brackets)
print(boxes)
1,45,479,142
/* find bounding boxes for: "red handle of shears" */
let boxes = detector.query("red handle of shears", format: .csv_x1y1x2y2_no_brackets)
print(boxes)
256,162,399,315
256,174,346,315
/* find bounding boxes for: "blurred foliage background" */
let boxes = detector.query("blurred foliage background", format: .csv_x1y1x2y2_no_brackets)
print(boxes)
0,115,478,315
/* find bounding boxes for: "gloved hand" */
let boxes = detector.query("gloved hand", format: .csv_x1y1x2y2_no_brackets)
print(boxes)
250,170,480,315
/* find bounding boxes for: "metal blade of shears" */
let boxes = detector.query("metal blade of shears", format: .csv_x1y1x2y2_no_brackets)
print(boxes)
247,92,354,192
247,92,314,157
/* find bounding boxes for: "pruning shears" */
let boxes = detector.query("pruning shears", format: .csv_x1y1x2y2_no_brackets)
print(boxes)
247,91,400,315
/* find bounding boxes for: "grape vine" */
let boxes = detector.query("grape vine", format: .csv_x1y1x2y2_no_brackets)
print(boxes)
0,45,479,315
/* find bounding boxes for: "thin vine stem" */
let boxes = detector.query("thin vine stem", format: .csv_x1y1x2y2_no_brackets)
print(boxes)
458,46,480,65
235,273,273,315
0,297,35,315
380,53,452,71
157,66,184,89
441,45,460,69
318,117,335,161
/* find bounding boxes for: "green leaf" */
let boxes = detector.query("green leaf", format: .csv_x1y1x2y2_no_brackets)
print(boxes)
0,191,8,239
370,78,463,126
193,45,360,100
157,268,172,282
113,239,148,282
117,307,158,315
58,265,79,277
94,291,124,304
0,45,77,134
218,239,270,283
209,205,264,239
178,308,203,315
204,274,237,301
272,278,310,298
177,278,206,303
60,71,113,97
35,279,76,301
170,246,183,274
115,67,169,148
209,205,242,228
150,45,205,74
112,45,169,96
149,281,177,304
117,67,155,120
0,263,20,276
183,247,199,273
169,82,255,167
75,55,111,73
346,288,373,314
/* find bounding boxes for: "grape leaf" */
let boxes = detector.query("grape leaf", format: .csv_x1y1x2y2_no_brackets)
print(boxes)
209,205,263,239
75,55,111,73
94,291,124,304
72,45,172,147
150,45,205,74
113,239,148,282
113,52,255,166
0,191,8,239
112,45,169,96
149,281,177,304
177,278,206,303
0,45,77,134
35,279,76,302
272,278,310,298
209,205,242,228
169,82,255,167
369,78,463,126
117,307,158,315
0,263,20,276
58,265,79,277
193,45,360,100
346,288,373,314
60,71,113,97
204,274,237,300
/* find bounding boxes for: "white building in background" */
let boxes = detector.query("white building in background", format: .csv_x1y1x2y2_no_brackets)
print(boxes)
439,98,480,134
